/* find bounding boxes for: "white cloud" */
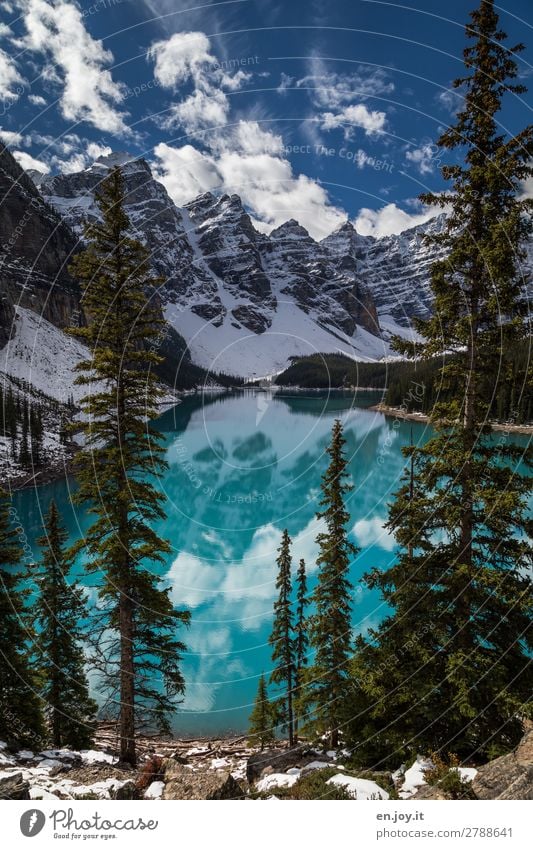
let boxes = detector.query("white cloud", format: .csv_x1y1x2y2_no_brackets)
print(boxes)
13,149,50,173
297,57,394,108
18,0,128,134
148,29,250,135
405,142,437,175
0,45,24,101
0,23,12,37
86,141,112,160
154,121,346,240
149,31,215,88
354,202,439,238
436,89,463,115
320,103,387,138
28,93,47,106
0,128,23,145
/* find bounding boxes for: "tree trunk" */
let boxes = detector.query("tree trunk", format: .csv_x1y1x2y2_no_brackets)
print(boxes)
119,590,136,766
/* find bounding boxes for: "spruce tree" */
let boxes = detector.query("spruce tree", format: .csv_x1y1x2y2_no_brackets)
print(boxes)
309,419,357,748
293,558,308,742
34,500,97,749
248,673,276,749
0,489,45,747
69,167,190,766
352,0,533,762
269,528,296,746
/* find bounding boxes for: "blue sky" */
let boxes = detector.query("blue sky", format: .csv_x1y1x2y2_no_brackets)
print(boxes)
1,0,532,238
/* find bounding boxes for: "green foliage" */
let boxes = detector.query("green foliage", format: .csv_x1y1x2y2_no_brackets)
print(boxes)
275,348,532,425
248,673,276,749
0,489,45,748
69,167,190,765
33,500,97,749
308,419,358,748
350,0,533,763
269,529,296,745
293,558,309,740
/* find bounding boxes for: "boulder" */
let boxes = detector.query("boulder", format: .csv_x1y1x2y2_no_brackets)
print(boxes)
246,748,309,784
0,773,31,800
163,763,244,800
412,784,448,800
473,731,533,800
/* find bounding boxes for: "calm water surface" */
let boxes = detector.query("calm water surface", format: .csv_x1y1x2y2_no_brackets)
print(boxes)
12,390,531,735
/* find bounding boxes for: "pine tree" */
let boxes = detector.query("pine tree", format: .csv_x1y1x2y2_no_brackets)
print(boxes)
34,500,97,749
248,673,276,749
309,419,357,748
69,167,190,766
0,489,45,747
352,0,533,762
19,402,30,468
293,558,308,742
268,529,296,746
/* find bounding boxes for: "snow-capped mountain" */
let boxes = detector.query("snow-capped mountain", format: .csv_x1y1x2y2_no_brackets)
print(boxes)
38,153,392,376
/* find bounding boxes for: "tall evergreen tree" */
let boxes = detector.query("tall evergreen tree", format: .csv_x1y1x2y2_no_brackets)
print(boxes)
293,558,308,742
352,0,533,762
69,167,190,766
309,419,357,748
269,529,296,746
34,500,97,749
0,489,45,747
248,673,276,750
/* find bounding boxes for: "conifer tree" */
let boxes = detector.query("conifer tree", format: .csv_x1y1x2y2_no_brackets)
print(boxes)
269,529,296,746
309,419,357,748
69,167,190,766
0,489,45,747
19,402,29,468
34,500,97,749
293,558,308,741
352,0,533,762
248,673,276,749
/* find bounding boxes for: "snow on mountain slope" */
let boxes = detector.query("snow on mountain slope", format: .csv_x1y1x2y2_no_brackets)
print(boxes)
0,307,90,403
39,154,391,374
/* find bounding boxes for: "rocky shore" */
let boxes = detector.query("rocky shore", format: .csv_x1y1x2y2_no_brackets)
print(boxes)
1,723,531,801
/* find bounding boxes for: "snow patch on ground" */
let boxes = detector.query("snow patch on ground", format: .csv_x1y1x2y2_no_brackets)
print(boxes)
144,780,165,799
327,774,389,800
256,772,300,792
398,756,433,798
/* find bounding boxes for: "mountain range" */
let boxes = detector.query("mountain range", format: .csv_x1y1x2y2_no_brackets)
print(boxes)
1,146,531,394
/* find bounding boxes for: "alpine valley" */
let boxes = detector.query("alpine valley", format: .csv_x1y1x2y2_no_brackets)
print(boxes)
1,143,532,486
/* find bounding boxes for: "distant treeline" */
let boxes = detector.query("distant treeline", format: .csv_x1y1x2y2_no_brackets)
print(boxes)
275,345,532,424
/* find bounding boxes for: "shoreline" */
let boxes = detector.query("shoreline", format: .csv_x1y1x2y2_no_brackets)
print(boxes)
370,403,533,435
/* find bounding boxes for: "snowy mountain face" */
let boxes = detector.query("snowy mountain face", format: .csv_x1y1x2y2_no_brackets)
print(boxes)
37,153,394,375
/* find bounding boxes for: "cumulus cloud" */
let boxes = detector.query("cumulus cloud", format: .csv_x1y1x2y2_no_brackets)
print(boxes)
16,0,128,134
0,45,24,100
354,202,439,238
297,57,394,108
405,142,437,175
320,103,387,138
148,29,251,135
13,149,50,173
28,93,47,106
154,120,345,240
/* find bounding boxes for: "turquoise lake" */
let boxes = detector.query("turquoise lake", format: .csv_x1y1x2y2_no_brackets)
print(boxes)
11,390,532,735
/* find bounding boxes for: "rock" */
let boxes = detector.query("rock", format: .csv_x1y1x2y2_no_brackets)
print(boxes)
473,731,533,800
0,773,30,800
112,780,139,800
412,784,448,800
246,748,309,784
163,763,245,800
